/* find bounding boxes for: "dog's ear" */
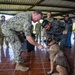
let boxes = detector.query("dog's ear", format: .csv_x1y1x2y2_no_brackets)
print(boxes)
46,35,53,45
47,37,52,43
47,35,53,40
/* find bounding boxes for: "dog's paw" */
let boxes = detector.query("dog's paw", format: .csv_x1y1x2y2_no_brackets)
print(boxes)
47,71,53,75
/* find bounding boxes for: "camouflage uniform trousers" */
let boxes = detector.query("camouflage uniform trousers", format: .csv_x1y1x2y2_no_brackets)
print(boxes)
1,28,24,63
0,27,9,50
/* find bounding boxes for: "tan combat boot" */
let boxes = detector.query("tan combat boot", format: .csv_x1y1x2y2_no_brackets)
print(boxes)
12,59,25,65
15,63,29,71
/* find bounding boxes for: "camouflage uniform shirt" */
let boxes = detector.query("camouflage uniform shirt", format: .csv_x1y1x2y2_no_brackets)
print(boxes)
1,12,32,36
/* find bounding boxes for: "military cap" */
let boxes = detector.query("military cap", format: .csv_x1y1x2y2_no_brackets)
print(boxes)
41,19,49,28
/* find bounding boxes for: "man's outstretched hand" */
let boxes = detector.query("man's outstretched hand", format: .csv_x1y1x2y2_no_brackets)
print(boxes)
37,44,44,50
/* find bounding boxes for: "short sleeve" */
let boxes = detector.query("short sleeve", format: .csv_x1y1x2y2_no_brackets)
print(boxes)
23,21,32,36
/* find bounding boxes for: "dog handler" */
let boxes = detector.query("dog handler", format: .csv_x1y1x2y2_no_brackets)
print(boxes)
1,10,44,71
41,19,69,50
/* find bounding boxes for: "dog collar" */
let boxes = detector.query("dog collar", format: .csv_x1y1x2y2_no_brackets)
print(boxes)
48,42,57,47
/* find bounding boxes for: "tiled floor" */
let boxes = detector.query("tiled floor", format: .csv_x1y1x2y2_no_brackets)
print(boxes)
0,33,74,75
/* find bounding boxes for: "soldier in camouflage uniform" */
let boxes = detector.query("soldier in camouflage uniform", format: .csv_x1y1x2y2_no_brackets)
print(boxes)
0,15,4,50
46,12,53,22
43,12,53,39
1,10,44,71
41,19,69,50
0,15,8,50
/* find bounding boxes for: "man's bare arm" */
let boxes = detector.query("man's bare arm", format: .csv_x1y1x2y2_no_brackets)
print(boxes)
26,35,44,49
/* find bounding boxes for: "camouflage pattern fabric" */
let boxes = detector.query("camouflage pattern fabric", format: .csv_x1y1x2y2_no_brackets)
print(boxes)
0,20,5,47
46,20,69,50
45,18,53,23
1,12,32,63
